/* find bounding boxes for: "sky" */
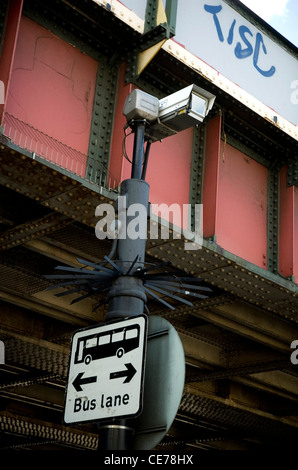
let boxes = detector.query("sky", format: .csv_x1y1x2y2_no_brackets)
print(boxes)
240,0,298,47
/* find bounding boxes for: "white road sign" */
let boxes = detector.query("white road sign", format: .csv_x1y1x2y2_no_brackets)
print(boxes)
64,315,147,424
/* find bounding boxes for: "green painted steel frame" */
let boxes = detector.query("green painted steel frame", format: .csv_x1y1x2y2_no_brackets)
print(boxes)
165,0,178,36
125,0,177,83
287,158,298,187
267,166,281,274
189,124,206,233
86,62,118,185
144,0,177,35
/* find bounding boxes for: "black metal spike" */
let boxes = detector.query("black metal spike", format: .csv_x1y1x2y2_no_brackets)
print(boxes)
44,256,213,310
143,285,175,310
136,261,172,276
146,283,208,299
103,256,123,274
55,286,89,297
76,258,107,270
125,255,139,275
70,291,98,305
144,282,193,307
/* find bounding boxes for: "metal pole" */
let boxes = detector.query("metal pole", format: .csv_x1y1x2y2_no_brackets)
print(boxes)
98,420,134,451
98,120,150,450
131,120,147,179
142,141,151,180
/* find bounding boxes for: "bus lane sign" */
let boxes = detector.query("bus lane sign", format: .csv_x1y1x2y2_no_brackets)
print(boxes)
64,315,147,424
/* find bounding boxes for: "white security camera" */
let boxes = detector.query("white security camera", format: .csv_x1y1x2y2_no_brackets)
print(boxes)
123,89,159,123
153,84,216,140
123,85,216,142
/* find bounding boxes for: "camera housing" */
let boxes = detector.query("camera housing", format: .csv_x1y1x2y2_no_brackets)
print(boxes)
123,85,216,142
123,89,159,123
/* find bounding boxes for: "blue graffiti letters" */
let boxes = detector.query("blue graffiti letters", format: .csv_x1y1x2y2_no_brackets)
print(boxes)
204,4,276,77
227,19,236,45
254,33,276,77
204,5,224,42
235,26,253,59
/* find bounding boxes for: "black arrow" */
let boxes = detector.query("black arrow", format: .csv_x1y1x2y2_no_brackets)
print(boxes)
73,372,97,392
109,363,137,384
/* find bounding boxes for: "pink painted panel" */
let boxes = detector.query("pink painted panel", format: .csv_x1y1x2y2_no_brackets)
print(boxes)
216,142,268,268
5,16,98,174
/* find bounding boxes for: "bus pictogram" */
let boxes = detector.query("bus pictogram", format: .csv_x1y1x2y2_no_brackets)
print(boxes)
74,324,140,365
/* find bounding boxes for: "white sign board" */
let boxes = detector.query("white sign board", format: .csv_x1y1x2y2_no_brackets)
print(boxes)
117,0,298,126
64,315,147,424
174,0,298,126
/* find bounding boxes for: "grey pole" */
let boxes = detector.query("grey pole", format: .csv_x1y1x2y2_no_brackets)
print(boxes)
131,120,147,179
98,120,150,450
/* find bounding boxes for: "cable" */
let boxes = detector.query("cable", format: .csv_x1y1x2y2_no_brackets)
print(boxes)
122,126,133,164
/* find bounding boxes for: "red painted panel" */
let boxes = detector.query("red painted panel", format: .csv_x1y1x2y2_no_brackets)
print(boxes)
0,0,23,125
4,16,98,174
146,127,193,219
279,166,294,278
216,142,268,268
109,69,193,228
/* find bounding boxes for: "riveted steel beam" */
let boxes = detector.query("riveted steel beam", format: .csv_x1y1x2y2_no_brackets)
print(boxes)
0,412,98,449
86,62,118,185
190,300,298,352
0,371,61,390
267,168,279,273
267,158,285,274
126,0,177,81
0,286,97,326
0,212,72,251
2,334,69,377
165,0,178,36
23,0,135,61
179,392,298,444
287,157,298,187
189,124,206,233
185,359,292,384
0,141,118,226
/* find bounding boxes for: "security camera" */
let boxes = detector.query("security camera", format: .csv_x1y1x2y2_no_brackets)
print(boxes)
152,84,216,140
123,89,159,123
123,85,216,142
